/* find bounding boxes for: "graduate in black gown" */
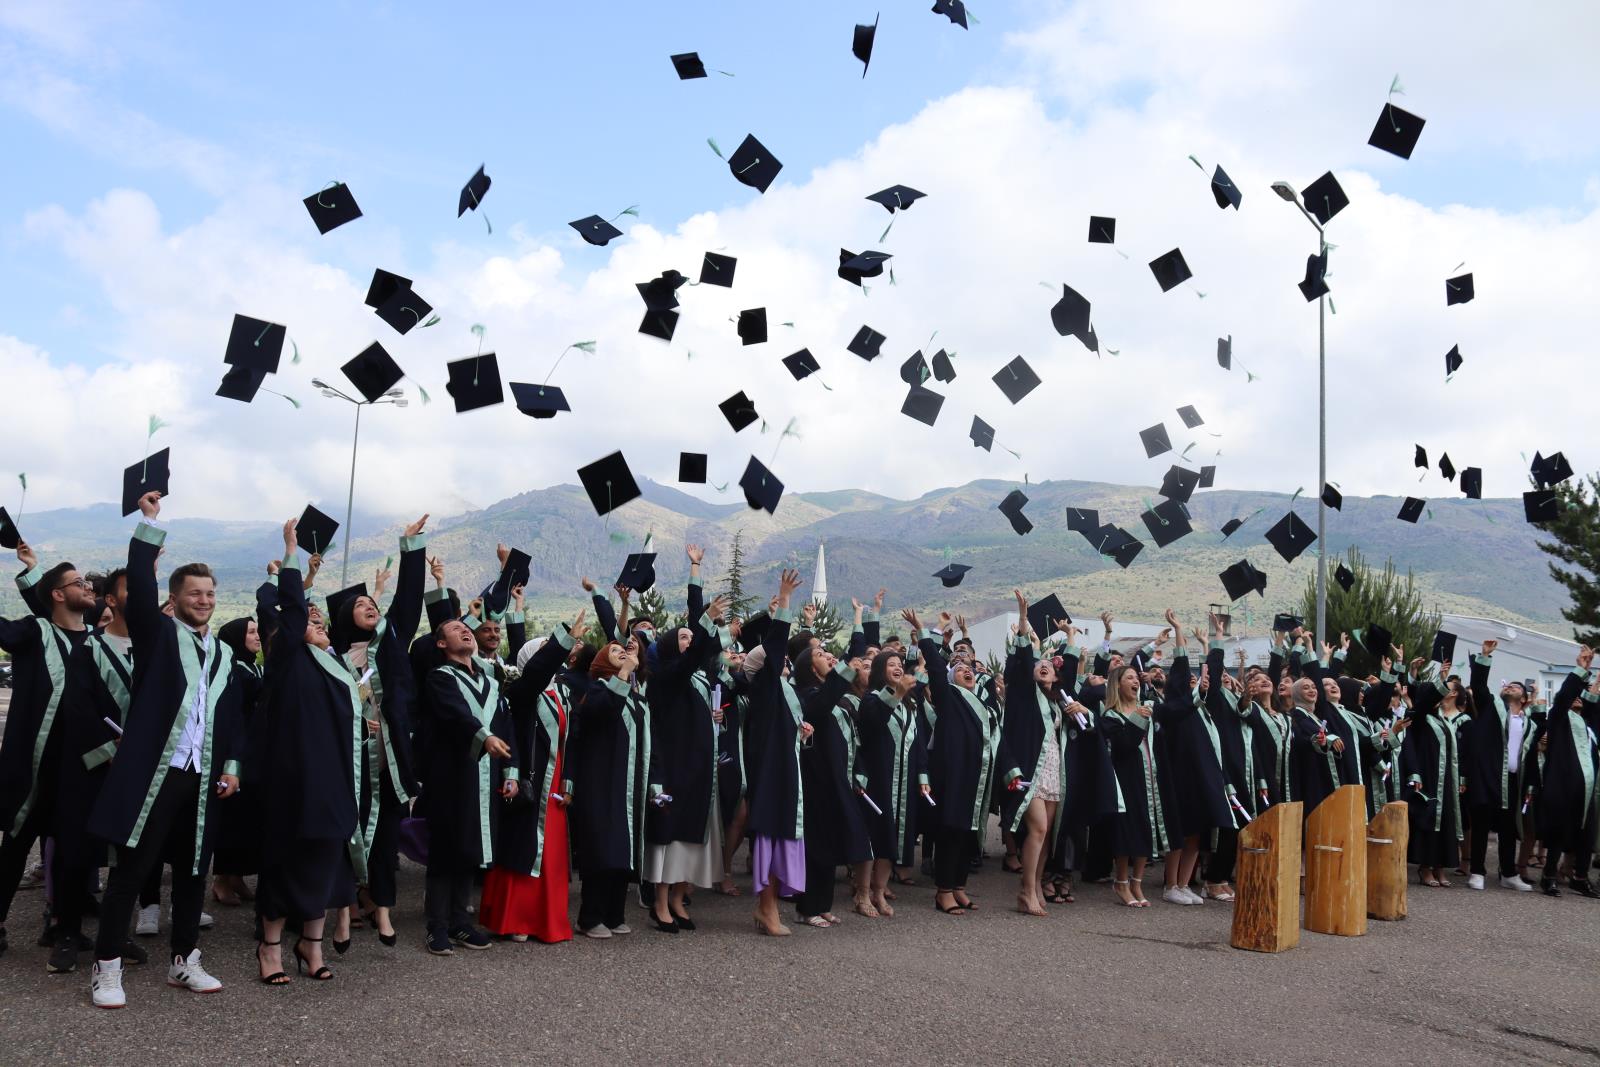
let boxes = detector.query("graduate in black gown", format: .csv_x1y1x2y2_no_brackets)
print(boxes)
792,630,869,928
209,614,263,907
1401,661,1461,885
857,650,923,916
1532,652,1599,897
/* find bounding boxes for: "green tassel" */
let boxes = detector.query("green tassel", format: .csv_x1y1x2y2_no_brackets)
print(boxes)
291,339,301,365
707,137,724,159
385,556,394,570
712,482,728,492
418,385,431,405
609,531,627,544
147,415,168,437
18,473,26,490
1187,154,1205,170
572,340,597,354
421,315,441,328
1389,73,1404,96
614,205,640,219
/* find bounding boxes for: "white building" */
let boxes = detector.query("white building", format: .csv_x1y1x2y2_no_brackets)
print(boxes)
811,541,828,606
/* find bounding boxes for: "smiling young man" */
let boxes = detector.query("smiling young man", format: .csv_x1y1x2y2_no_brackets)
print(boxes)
87,490,246,1009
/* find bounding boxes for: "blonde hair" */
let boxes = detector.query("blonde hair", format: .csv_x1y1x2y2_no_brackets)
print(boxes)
1106,664,1142,713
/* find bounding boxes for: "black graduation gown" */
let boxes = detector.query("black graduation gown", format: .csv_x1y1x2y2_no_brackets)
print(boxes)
1153,653,1233,838
997,636,1056,835
743,610,804,841
568,674,647,874
0,576,85,836
494,627,577,875
421,657,517,872
1206,646,1257,822
800,667,873,866
857,686,926,866
1091,656,1191,858
1535,669,1599,855
713,668,749,827
919,635,997,834
51,632,133,870
1465,653,1515,813
1249,703,1293,808
1402,679,1463,867
87,522,244,873
211,658,265,875
645,612,720,846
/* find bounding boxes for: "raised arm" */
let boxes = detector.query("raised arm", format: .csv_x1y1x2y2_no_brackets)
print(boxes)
385,514,429,645
686,544,706,621
272,519,309,655
582,576,618,642
124,491,168,650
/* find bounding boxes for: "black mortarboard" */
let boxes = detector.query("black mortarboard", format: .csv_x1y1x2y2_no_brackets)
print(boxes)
215,365,265,403
1149,248,1192,292
1139,422,1172,458
1430,630,1458,667
1334,562,1355,592
852,13,878,76
1414,444,1428,469
1027,594,1070,638
1219,559,1268,600
342,341,404,403
1397,496,1425,523
1460,467,1482,500
727,134,782,194
699,252,737,287
639,309,679,341
998,489,1032,536
1439,453,1455,481
783,349,821,380
1264,511,1316,562
1298,250,1329,301
1176,404,1204,429
969,416,994,452
1217,335,1232,370
1446,273,1474,306
1140,498,1193,548
303,182,362,234
993,356,1041,404
325,582,370,627
719,391,759,432
1159,465,1201,503
1065,507,1098,533
1523,488,1558,523
0,507,17,550
1358,623,1393,656
1101,527,1143,569
900,385,944,427
1301,171,1349,225
1369,102,1425,159
1444,344,1463,377
364,268,411,309
570,215,623,246
866,185,924,212
637,270,687,312
678,452,707,484
1531,451,1573,488
933,563,971,589
838,248,891,286
509,382,571,419
899,351,930,386
736,308,767,346
1220,517,1244,538
618,553,657,594
426,588,461,631
1273,613,1303,633
295,503,339,556
224,314,286,373
444,353,504,413
740,456,783,514
671,52,707,79
932,0,968,28
930,349,956,383
1198,465,1216,489
1088,215,1116,244
848,325,885,360
374,284,433,336
578,452,641,516
121,449,170,517
1050,284,1096,351
1210,165,1241,210
458,165,490,216
1321,484,1343,510
491,548,532,607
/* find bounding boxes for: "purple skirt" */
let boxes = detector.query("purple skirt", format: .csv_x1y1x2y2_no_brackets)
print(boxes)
751,835,805,896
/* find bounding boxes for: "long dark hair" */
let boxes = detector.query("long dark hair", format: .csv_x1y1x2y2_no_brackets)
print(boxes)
867,650,905,691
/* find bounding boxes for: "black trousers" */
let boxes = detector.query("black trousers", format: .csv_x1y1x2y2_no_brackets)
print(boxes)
932,826,972,891
577,869,629,931
796,845,836,918
1204,827,1239,883
424,865,473,934
0,810,46,925
48,840,103,940
94,770,207,962
1546,848,1593,884
366,775,404,908
1469,803,1519,877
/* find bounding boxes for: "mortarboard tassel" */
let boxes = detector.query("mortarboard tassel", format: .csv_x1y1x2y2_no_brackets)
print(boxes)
15,473,25,524
543,341,597,385
466,185,491,234
707,138,725,159
262,389,300,409
142,415,168,482
290,338,301,365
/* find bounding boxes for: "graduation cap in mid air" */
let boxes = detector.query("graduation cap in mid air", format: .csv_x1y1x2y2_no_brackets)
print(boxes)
1321,484,1343,510
783,349,821,381
1159,465,1201,503
1430,629,1458,667
577,451,642,516
852,13,878,76
1088,215,1116,243
1446,273,1475,306
224,314,286,374
838,249,891,286
933,563,971,589
1523,489,1558,523
294,503,340,556
1397,497,1425,524
1198,465,1216,488
637,270,687,312
1027,594,1071,639
671,52,707,79
998,489,1032,536
617,553,657,594
1334,562,1356,592
848,325,885,361
1049,284,1096,352
1439,453,1456,482
639,309,679,341
570,215,623,246
1460,467,1483,500
992,356,1041,404
0,506,19,551
1354,622,1393,655
303,182,362,234
900,351,931,386
1264,510,1316,563
1298,250,1329,301
1065,507,1098,533
215,365,266,403
1140,498,1193,548
1218,559,1268,601
1210,165,1241,210
699,252,737,287
930,349,956,383
737,308,767,345
1531,451,1573,488
1273,614,1303,633
341,342,404,403
900,385,945,427
1176,405,1204,429
365,268,410,308
719,391,759,432
1369,102,1426,159
1414,444,1428,470
1444,344,1464,377
1220,517,1245,538
932,0,968,28
1149,249,1192,292
1139,422,1172,459
444,354,504,413
726,134,782,194
121,449,170,517
458,165,491,216
1097,526,1144,569
1217,335,1232,370
739,456,784,514
678,452,707,484
866,185,924,212
1301,171,1349,225
969,416,994,452
373,284,434,336
509,382,570,419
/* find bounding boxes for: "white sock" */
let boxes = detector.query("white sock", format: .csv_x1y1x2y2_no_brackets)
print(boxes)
97,957,123,972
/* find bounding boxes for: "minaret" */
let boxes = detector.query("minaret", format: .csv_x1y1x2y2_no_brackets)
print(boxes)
812,541,828,606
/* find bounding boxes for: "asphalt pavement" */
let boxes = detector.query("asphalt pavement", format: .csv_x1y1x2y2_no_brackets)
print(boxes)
1,833,1597,1067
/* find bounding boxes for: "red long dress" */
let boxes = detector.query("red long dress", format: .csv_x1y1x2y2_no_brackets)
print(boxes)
480,693,572,943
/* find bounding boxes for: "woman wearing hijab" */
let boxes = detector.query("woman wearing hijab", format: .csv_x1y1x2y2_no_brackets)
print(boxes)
568,639,646,939
210,615,263,906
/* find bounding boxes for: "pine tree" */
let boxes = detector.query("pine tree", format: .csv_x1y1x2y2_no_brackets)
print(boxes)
807,600,846,652
721,529,758,619
1533,471,1600,646
1299,546,1440,676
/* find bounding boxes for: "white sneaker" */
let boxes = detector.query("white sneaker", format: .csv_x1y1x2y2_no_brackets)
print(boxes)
1183,887,1205,905
135,904,160,937
581,924,612,940
1467,874,1485,890
1500,874,1535,891
609,922,632,935
1162,886,1191,905
166,949,223,994
91,959,126,1009
197,910,215,930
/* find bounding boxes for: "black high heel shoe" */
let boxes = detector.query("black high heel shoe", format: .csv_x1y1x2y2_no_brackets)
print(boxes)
332,930,352,955
650,911,679,934
670,911,696,931
377,929,397,947
294,936,333,980
256,939,290,986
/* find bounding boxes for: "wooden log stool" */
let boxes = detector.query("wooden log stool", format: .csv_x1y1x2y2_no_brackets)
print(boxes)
1229,801,1303,953
1304,784,1368,937
1366,800,1409,920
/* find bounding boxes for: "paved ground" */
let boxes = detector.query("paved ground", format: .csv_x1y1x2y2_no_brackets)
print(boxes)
1,835,1597,1067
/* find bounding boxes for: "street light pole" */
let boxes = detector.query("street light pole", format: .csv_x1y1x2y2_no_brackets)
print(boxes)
310,379,408,590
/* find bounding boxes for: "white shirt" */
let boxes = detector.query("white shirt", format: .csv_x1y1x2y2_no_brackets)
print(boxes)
169,622,212,773
1507,711,1526,775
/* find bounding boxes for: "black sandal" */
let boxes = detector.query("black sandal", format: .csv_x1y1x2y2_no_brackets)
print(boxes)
256,939,290,985
294,937,333,980
934,892,966,916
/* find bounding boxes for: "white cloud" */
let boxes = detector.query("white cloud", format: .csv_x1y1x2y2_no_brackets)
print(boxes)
3,0,1597,524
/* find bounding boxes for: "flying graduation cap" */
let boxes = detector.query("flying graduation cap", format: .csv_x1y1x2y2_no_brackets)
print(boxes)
900,385,945,427
1087,216,1116,244
458,165,491,217
509,382,571,419
578,451,642,516
1176,405,1204,429
725,134,782,194
740,456,783,514
933,563,971,588
1444,344,1464,378
1050,284,1096,352
931,0,968,28
930,349,956,383
1439,453,1455,481
1096,526,1143,569
639,309,679,341
1369,101,1426,159
852,13,879,76
737,308,768,345
1198,465,1216,488
1414,444,1428,469
848,325,885,360
998,489,1032,535
224,314,286,374
783,349,822,381
1446,273,1475,306
1298,250,1330,301
617,553,657,595
866,185,925,212
1531,451,1573,488
1220,517,1245,538
1334,562,1355,592
1139,423,1172,459
341,342,405,403
1210,166,1241,210
719,391,759,432
992,356,1041,404
638,270,687,312
839,248,891,286
1264,511,1316,562
1149,249,1192,292
1218,559,1268,600
294,503,340,556
678,452,707,484
1321,484,1343,510
671,52,707,79
121,449,171,517
444,353,504,412
1216,335,1232,370
1159,465,1201,503
1397,497,1426,523
969,416,994,452
1140,498,1193,548
216,365,266,403
303,182,361,234
1523,488,1558,523
1460,467,1483,500
570,215,623,246
1301,172,1349,225
1026,594,1071,639
900,351,931,385
1065,507,1098,533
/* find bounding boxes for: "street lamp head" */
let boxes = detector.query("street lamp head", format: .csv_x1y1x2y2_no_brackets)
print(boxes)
392,399,409,408
319,389,338,398
385,388,404,398
310,378,328,389
1271,181,1299,203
